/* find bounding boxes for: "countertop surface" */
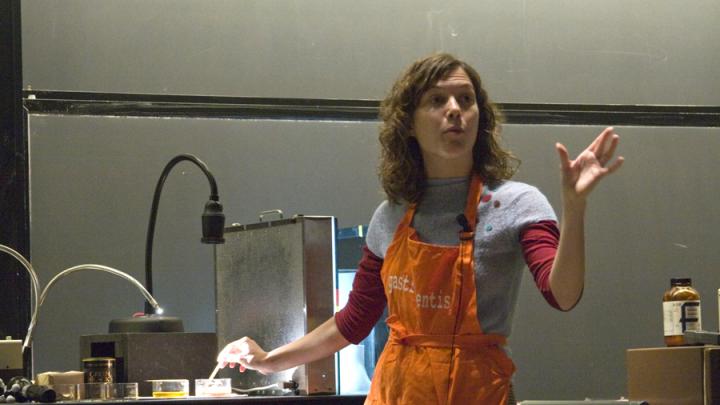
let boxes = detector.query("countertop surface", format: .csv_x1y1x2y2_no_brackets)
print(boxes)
57,395,366,405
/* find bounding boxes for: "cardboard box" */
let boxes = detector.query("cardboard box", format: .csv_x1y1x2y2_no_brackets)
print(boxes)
0,339,22,369
0,339,23,381
518,399,648,405
627,345,720,405
35,371,84,386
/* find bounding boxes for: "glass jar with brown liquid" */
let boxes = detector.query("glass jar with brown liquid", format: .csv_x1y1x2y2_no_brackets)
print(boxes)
82,357,115,383
662,278,702,346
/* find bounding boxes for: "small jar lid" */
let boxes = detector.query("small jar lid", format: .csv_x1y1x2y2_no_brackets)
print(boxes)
670,277,692,286
82,357,115,364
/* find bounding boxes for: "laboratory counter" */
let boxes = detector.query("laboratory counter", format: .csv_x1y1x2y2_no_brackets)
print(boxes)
57,396,366,405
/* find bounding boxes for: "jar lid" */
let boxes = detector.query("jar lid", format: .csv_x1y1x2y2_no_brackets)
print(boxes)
670,277,691,286
82,357,115,364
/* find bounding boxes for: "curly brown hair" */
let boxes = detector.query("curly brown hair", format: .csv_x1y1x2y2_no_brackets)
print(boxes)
378,53,519,204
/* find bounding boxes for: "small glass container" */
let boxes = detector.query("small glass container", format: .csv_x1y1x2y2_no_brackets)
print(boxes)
109,382,139,400
49,384,78,401
78,382,112,400
77,382,139,400
82,357,115,383
663,277,702,346
195,378,232,397
149,379,189,398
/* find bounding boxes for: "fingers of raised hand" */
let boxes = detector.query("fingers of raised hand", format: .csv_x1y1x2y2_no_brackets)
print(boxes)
586,127,613,152
605,155,625,174
597,133,620,165
555,142,571,171
587,127,624,169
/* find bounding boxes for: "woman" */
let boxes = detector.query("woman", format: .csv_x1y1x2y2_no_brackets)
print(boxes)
217,53,624,404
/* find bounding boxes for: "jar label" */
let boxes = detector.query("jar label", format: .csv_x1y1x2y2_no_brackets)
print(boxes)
663,300,702,336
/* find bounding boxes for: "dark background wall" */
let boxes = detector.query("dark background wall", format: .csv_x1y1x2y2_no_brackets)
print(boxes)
8,0,720,401
0,0,30,372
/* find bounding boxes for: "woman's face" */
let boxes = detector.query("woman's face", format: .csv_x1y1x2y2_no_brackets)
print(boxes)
411,67,479,178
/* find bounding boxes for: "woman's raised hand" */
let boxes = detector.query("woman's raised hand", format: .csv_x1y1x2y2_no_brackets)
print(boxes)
555,127,624,203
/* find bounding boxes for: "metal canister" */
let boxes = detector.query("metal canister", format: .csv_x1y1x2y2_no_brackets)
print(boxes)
83,357,115,383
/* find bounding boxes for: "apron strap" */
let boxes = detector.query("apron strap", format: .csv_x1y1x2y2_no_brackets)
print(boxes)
399,203,417,229
462,173,484,232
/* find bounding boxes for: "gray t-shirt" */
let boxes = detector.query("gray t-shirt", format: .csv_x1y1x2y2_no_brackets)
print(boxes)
366,177,557,337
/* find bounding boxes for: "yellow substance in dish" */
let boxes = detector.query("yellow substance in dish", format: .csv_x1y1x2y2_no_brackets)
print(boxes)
152,391,187,398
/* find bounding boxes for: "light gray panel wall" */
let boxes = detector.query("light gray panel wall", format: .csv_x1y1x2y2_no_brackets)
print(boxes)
29,116,720,400
28,114,381,375
505,124,720,400
22,0,720,105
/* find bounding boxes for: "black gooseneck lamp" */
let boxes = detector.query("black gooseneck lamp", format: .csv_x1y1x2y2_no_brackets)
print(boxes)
109,154,225,333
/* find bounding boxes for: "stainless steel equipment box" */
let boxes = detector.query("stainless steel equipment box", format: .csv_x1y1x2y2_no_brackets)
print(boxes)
215,215,337,395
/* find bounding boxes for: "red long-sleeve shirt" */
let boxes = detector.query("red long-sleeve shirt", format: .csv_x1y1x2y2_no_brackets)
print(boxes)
335,220,562,344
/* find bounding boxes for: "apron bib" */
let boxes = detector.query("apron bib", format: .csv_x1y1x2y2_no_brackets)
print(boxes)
365,175,515,405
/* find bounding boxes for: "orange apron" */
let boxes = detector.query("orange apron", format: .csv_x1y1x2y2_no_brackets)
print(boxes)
365,175,515,405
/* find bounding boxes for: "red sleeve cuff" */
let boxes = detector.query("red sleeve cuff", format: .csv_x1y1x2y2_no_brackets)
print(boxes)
520,220,581,311
335,245,387,344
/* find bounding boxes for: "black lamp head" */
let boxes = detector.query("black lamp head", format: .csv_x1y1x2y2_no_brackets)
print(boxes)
202,199,225,244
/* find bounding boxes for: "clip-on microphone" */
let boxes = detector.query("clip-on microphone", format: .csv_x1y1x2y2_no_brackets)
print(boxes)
456,214,472,233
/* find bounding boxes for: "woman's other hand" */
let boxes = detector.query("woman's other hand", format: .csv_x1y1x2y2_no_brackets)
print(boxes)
555,126,624,204
217,337,271,374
